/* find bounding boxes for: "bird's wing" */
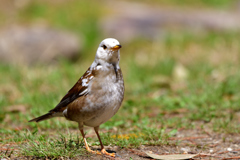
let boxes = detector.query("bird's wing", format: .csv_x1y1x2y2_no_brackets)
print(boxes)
50,67,94,113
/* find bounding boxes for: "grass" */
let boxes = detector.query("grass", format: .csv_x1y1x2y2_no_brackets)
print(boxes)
1,0,240,159
1,31,240,158
21,132,86,158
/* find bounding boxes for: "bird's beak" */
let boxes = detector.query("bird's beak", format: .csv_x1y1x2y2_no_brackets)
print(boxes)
111,45,122,51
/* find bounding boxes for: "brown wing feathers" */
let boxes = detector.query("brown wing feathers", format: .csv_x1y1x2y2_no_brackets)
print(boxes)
28,68,93,123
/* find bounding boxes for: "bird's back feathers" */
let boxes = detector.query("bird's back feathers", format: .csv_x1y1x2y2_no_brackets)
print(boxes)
29,68,93,123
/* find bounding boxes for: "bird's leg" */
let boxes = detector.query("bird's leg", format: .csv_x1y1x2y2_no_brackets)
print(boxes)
79,124,100,155
94,126,115,157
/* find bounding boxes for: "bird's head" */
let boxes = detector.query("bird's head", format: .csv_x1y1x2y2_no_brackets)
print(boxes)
95,38,122,65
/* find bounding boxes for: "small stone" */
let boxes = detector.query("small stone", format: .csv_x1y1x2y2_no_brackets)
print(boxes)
0,25,82,65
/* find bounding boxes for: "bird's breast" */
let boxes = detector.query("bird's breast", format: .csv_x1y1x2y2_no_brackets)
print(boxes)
82,68,124,127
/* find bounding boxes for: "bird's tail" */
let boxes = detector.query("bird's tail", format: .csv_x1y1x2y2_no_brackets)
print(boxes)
29,112,53,122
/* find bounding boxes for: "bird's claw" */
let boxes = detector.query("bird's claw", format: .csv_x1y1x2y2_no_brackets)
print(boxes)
101,148,115,157
86,147,114,157
86,147,101,155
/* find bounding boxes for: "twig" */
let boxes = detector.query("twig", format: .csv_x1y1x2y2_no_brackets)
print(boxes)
127,149,147,157
222,156,240,160
0,148,18,151
202,129,211,137
195,154,223,159
187,139,197,145
169,136,208,141
218,148,240,154
208,143,219,147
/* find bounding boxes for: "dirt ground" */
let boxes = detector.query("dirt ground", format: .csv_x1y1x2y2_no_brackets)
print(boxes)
2,128,240,160
87,129,240,160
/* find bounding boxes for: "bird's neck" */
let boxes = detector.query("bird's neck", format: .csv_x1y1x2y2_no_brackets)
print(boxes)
91,59,120,70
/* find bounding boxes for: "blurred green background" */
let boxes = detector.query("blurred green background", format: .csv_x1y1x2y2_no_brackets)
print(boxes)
1,0,240,158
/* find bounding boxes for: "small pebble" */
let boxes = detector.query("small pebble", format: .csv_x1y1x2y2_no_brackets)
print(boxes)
230,151,238,154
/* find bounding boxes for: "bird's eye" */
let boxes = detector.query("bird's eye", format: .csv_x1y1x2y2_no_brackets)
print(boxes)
102,45,107,50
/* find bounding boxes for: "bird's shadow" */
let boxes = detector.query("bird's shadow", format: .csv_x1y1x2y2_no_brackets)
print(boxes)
96,149,116,154
94,149,122,157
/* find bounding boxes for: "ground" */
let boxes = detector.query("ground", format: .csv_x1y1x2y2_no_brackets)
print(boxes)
1,127,240,159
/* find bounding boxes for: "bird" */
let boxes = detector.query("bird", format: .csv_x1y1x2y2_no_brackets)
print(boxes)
29,38,124,157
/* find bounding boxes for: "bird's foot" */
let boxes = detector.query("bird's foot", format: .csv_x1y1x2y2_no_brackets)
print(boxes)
101,148,115,157
86,146,101,155
85,144,115,157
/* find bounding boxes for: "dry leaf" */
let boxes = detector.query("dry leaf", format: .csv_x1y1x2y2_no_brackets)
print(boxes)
145,152,197,160
172,63,189,82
